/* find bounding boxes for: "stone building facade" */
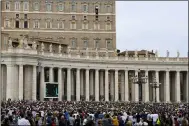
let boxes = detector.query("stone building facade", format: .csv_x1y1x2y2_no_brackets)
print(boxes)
1,0,116,53
1,0,188,103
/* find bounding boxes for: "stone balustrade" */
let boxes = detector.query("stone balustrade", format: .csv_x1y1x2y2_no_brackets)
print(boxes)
2,47,188,63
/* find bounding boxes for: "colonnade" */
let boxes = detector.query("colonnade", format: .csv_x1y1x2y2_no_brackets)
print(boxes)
1,64,188,103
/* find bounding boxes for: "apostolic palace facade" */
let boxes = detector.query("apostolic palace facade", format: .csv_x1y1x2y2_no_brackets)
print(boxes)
1,0,188,103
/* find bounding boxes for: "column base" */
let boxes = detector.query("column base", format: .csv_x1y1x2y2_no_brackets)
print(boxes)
110,95,114,101
99,95,105,101
90,95,95,101
80,95,85,101
71,95,76,101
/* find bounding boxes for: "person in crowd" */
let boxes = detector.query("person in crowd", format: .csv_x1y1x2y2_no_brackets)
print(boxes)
1,100,189,126
18,113,31,126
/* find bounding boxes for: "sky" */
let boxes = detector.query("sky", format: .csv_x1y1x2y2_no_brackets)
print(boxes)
116,1,188,57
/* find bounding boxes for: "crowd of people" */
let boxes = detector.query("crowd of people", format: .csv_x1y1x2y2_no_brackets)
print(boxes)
1,100,189,126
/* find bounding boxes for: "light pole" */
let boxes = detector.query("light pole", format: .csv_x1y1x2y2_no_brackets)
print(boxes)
150,75,161,103
131,69,148,101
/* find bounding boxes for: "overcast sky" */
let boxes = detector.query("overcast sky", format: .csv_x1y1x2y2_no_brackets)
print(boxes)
116,1,188,57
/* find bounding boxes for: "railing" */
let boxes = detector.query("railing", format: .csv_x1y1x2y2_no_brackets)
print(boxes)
1,48,188,62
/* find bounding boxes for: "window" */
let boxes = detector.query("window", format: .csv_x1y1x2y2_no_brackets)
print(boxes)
83,16,87,20
70,22,76,29
72,15,76,20
95,40,99,49
83,5,88,12
95,5,99,14
106,5,111,13
5,1,10,10
4,20,10,28
82,23,88,30
58,3,63,11
71,2,76,12
94,23,100,30
24,14,27,19
15,21,19,28
24,21,28,28
34,20,39,28
46,3,52,11
16,14,19,18
46,21,51,28
71,40,76,48
106,22,111,30
15,2,20,10
106,40,112,49
84,40,88,48
34,2,39,11
23,2,29,11
58,21,64,29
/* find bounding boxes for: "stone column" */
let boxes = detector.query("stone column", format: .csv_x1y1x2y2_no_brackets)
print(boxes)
32,65,37,101
186,71,188,103
124,70,129,101
85,69,89,101
90,70,94,96
134,71,139,102
175,70,181,102
6,65,13,100
144,70,149,102
110,71,114,101
71,70,75,98
80,70,84,96
67,68,71,101
76,68,80,101
115,70,119,101
155,71,160,102
18,64,24,100
105,69,109,101
49,67,53,82
40,67,44,101
58,68,62,101
95,69,99,101
100,71,104,97
120,72,125,101
164,70,170,102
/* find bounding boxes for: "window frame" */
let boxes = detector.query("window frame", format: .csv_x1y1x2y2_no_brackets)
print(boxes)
106,39,112,50
23,2,29,11
58,21,64,29
33,2,39,11
83,40,88,48
4,19,10,28
94,40,99,49
15,20,20,28
71,39,76,48
82,22,88,30
15,1,20,11
46,21,52,28
94,22,100,30
58,3,64,11
34,20,40,29
70,21,76,29
46,3,52,12
106,22,111,30
5,1,10,10
106,5,112,13
71,2,76,12
83,4,88,12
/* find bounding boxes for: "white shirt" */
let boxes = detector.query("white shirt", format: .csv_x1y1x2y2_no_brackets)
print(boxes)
18,118,31,126
151,114,158,122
